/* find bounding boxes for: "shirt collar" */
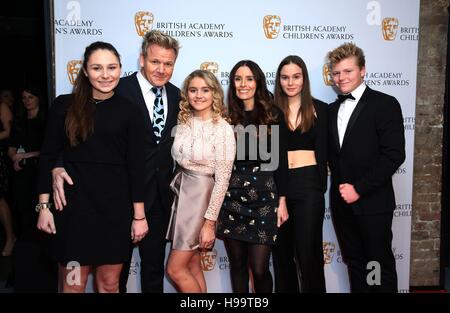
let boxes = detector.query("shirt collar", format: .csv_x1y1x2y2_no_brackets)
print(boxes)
136,70,165,94
350,81,366,103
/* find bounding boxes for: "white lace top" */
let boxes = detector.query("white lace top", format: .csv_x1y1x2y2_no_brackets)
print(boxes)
172,116,236,221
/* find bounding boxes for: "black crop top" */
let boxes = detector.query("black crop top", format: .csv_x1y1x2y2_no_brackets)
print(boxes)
288,122,316,151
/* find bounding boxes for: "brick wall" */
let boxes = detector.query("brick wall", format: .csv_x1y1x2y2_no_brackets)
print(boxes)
410,0,449,286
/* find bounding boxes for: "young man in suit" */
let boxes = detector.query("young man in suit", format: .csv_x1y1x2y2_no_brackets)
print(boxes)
326,42,405,292
51,30,181,293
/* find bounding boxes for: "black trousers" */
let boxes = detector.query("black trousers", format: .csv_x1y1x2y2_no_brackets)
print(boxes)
272,165,326,292
331,201,397,293
119,194,170,293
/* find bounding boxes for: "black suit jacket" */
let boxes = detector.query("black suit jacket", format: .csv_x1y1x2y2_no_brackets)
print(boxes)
328,86,405,215
312,98,328,193
115,72,180,212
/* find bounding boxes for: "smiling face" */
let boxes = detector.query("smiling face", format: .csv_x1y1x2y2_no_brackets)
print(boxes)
331,56,365,94
85,49,121,99
279,63,303,98
234,66,257,108
140,44,176,87
187,77,214,120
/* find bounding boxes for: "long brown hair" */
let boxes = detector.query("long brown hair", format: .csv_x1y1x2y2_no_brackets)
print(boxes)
274,55,315,132
65,41,121,146
227,60,277,127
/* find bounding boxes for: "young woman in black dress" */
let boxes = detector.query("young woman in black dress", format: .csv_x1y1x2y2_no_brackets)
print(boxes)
36,42,147,293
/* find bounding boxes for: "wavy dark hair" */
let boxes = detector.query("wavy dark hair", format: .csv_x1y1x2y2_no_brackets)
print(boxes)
65,41,121,146
274,55,315,132
227,60,277,127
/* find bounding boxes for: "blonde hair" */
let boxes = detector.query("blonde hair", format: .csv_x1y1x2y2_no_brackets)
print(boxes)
327,42,365,69
178,70,227,125
141,30,180,58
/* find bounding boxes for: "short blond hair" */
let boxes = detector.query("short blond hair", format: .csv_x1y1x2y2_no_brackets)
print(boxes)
327,42,365,69
141,30,180,58
178,70,227,125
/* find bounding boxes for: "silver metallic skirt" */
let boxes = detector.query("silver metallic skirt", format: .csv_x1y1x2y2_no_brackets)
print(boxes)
166,167,214,250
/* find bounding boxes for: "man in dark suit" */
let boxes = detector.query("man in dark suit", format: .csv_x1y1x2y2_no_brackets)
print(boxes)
326,42,405,292
51,30,181,293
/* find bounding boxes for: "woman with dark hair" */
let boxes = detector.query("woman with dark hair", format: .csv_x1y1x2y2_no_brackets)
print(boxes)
8,86,57,291
272,55,328,292
36,41,147,293
217,60,289,293
8,86,47,234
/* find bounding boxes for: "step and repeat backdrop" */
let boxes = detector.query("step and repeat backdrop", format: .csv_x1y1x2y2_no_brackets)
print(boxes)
53,0,419,292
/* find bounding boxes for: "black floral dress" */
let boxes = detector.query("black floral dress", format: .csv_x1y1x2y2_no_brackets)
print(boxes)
217,109,288,245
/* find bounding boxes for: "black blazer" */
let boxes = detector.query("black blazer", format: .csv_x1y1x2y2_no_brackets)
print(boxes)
115,72,180,212
312,99,328,193
328,86,405,215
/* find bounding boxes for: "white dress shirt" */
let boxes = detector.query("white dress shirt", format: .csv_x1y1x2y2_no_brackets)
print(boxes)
136,70,168,125
337,82,366,147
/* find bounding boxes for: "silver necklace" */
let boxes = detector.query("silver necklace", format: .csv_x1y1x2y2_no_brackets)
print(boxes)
93,98,107,104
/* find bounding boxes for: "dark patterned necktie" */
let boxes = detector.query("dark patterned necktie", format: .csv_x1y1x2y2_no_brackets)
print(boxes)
337,93,355,103
151,87,165,143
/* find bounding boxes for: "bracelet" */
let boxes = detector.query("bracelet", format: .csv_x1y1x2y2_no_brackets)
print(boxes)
35,202,53,213
133,216,146,221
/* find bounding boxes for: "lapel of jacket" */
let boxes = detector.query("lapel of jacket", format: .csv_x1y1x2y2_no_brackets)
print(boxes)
129,73,152,126
330,100,341,153
341,87,370,149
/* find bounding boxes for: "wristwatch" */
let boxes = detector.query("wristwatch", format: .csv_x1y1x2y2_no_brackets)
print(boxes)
35,203,53,213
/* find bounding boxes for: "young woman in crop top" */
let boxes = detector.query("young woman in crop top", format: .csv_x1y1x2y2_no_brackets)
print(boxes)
272,55,328,293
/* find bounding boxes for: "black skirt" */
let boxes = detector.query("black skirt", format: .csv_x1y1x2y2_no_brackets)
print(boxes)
217,162,279,245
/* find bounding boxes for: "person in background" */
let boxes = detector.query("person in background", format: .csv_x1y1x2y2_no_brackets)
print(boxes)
36,41,147,293
8,86,58,292
8,86,47,234
0,88,16,117
217,60,289,293
166,70,235,292
272,55,328,293
0,92,14,257
327,42,405,292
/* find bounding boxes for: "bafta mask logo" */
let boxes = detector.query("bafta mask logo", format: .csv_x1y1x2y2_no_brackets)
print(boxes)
67,60,83,85
323,242,336,265
322,63,334,86
135,11,154,37
200,249,217,271
263,15,281,39
382,17,399,41
200,62,219,75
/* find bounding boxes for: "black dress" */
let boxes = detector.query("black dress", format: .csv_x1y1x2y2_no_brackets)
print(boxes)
37,94,145,266
9,116,46,233
217,108,288,245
